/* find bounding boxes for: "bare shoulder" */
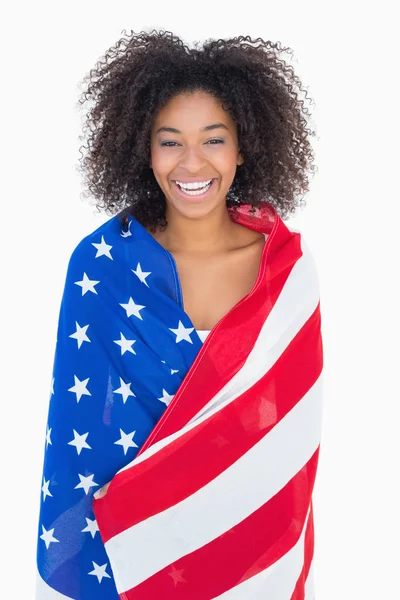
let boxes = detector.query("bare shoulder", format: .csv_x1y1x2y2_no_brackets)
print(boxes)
229,221,267,252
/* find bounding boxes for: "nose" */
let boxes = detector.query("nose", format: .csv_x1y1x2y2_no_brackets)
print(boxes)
178,145,208,172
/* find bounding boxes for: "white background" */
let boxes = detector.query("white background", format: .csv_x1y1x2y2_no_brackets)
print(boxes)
2,1,399,598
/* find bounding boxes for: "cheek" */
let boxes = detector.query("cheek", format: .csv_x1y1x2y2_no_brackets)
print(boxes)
150,150,175,175
213,144,239,163
213,151,240,176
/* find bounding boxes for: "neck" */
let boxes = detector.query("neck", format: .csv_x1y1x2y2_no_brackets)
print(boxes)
157,204,239,255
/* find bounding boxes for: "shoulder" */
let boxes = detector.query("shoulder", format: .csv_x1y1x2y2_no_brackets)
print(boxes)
66,214,126,271
286,225,321,287
230,221,267,250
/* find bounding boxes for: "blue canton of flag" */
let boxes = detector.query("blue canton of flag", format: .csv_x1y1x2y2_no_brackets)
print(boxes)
36,214,204,599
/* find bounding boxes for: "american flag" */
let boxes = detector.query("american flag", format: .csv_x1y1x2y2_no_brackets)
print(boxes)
36,203,323,599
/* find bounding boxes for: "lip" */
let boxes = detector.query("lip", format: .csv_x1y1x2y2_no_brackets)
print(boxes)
172,178,217,202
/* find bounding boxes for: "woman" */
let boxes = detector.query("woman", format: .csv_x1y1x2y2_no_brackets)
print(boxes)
35,30,323,599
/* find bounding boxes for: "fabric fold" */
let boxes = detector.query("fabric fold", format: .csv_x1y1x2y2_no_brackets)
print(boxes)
36,202,323,600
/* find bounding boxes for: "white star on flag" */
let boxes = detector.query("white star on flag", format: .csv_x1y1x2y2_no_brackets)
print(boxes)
132,262,151,287
68,430,91,455
68,375,91,403
114,429,139,455
113,377,135,403
120,297,146,320
113,333,137,355
74,473,99,495
45,425,52,448
69,322,90,348
81,517,99,538
40,525,59,549
41,477,53,502
169,320,195,344
74,273,100,296
91,235,113,260
88,561,111,583
157,389,175,406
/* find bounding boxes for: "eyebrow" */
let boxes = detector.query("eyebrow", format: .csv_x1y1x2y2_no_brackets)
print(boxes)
155,123,229,135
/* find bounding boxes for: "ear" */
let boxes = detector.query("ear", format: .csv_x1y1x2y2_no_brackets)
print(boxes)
237,152,244,166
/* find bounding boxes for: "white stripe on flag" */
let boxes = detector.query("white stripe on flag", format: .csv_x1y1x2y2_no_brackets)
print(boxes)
212,506,312,599
35,570,74,599
106,375,323,592
305,559,316,599
112,234,320,478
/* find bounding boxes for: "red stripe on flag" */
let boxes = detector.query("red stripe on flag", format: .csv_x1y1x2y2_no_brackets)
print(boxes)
121,451,319,599
94,305,322,543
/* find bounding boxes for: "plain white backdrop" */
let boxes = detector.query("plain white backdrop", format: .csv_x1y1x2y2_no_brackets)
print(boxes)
2,1,399,598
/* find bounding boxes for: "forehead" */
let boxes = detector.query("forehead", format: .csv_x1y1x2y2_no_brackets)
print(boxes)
151,92,236,132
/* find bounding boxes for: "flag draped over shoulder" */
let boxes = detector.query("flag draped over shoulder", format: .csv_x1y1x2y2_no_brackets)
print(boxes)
36,202,323,600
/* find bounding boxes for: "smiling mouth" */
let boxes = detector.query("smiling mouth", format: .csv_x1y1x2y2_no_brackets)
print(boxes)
171,178,217,200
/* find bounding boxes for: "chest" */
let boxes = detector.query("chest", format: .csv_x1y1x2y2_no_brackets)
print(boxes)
171,236,267,330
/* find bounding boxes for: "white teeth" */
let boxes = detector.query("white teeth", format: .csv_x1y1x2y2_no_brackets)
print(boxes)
175,180,213,196
176,179,212,190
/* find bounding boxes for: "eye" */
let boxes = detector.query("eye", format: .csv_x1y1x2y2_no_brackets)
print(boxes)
160,139,224,147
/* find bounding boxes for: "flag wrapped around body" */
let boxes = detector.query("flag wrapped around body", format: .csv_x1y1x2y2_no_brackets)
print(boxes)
36,202,323,600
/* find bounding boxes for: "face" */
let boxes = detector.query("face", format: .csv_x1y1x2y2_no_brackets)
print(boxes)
149,91,244,221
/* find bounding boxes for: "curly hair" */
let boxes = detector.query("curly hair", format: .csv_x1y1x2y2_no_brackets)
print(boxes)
75,29,318,233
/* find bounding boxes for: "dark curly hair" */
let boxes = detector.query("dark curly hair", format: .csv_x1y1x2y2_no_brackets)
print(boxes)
75,28,318,233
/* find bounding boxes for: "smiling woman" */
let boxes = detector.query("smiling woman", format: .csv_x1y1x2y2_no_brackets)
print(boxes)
149,94,243,217
35,28,323,600
75,29,317,232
